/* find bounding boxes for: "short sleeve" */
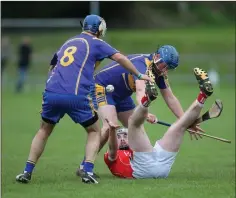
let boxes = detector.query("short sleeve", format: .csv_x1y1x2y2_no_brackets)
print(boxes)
95,39,119,60
132,57,149,80
156,74,169,89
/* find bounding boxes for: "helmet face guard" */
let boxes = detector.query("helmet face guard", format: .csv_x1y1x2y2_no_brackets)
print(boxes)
152,53,168,75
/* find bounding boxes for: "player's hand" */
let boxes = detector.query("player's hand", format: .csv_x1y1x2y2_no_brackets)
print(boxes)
105,119,120,130
146,113,158,124
187,124,205,140
139,74,154,82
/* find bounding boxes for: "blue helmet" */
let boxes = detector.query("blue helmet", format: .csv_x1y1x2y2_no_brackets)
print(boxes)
156,45,179,69
83,15,107,37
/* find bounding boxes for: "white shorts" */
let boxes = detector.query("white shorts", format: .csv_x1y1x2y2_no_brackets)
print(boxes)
130,141,177,179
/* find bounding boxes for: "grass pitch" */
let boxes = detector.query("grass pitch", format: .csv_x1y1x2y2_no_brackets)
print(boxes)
3,27,235,76
2,84,235,198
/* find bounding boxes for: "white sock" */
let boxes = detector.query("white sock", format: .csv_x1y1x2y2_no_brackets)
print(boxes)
196,100,204,107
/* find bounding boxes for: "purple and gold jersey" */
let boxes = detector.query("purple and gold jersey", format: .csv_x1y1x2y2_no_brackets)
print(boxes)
45,32,119,96
95,54,169,100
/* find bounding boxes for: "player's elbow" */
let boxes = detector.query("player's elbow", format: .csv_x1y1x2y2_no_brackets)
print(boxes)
111,53,125,62
136,87,144,95
108,147,118,160
108,140,118,153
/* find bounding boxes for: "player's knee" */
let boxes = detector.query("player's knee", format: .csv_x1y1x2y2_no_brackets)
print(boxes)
37,128,52,139
101,124,109,133
39,120,54,137
99,133,109,151
128,115,134,125
86,120,101,133
128,115,138,127
101,126,109,139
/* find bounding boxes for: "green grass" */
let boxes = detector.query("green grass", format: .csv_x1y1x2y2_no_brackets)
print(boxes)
2,84,235,198
3,27,235,76
7,27,235,53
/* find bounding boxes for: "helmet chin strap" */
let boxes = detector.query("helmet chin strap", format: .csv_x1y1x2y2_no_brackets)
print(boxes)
80,21,83,28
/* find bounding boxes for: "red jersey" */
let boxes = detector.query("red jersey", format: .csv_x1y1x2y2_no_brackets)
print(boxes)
104,149,134,178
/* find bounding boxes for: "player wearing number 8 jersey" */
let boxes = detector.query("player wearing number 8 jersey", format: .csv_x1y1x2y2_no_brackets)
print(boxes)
16,14,151,184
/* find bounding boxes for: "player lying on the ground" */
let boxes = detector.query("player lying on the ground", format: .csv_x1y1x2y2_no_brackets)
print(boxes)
104,67,214,179
77,45,204,175
16,14,152,185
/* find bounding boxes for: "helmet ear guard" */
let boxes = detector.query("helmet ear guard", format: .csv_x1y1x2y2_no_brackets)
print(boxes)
98,18,107,37
80,21,83,28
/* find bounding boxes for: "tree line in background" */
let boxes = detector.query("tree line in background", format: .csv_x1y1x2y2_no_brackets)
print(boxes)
2,1,235,28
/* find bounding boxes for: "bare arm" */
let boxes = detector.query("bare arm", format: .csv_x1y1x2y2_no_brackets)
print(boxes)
136,80,158,123
106,120,119,160
135,80,146,105
111,53,143,79
160,87,184,118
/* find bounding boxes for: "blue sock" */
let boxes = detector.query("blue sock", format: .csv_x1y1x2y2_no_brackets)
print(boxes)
83,161,94,173
24,160,35,174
